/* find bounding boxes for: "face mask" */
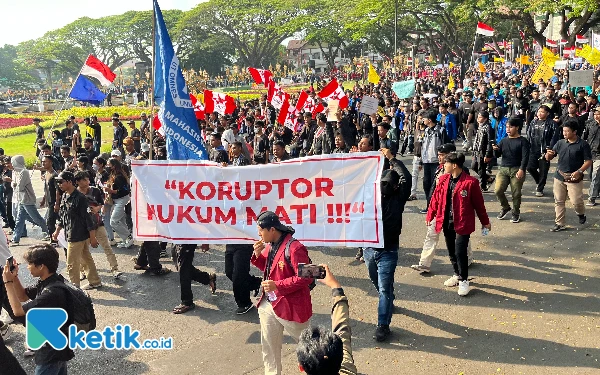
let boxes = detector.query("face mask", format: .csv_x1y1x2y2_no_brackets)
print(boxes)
254,127,260,133
92,164,99,171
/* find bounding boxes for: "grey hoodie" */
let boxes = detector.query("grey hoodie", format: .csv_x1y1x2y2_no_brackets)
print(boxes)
11,155,36,205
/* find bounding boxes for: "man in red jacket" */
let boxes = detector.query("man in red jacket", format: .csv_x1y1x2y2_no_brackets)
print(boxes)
426,152,491,296
251,211,312,375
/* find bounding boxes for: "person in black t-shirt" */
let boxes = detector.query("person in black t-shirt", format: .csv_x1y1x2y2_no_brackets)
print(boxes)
493,118,530,223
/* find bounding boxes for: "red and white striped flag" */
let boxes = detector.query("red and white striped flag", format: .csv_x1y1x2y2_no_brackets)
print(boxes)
475,22,494,37
576,34,589,44
80,55,116,86
267,81,290,110
317,79,349,109
189,94,205,119
247,67,273,87
203,90,236,115
277,91,308,131
302,95,325,119
563,46,575,58
559,39,568,46
519,29,526,41
546,39,558,48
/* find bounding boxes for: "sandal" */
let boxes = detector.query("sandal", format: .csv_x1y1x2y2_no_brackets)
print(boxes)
209,273,217,295
172,303,195,314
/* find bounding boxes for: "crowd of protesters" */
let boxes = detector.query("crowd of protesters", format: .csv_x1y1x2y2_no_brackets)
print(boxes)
0,58,600,375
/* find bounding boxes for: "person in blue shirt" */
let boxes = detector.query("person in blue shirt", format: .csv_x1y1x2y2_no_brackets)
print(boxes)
437,103,458,141
491,107,508,144
488,87,505,109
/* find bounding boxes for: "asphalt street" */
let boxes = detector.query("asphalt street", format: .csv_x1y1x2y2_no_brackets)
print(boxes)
3,156,600,375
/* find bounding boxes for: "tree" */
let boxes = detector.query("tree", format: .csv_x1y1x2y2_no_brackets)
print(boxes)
185,0,302,67
0,45,40,88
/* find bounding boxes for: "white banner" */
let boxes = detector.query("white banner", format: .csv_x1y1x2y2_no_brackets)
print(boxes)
131,152,384,247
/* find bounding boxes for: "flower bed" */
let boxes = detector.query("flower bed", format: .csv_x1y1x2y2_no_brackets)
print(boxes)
0,118,39,130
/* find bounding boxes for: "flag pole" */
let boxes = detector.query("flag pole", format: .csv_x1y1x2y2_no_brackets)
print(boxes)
149,0,155,161
470,32,478,67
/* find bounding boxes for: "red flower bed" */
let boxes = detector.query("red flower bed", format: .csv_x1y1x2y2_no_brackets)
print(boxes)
0,118,35,129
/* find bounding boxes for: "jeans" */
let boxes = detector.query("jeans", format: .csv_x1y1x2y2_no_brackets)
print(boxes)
136,241,163,272
527,154,550,193
589,160,600,201
443,223,470,281
110,196,130,242
13,204,48,243
422,163,438,205
103,204,114,241
363,247,398,326
494,167,525,215
179,244,211,306
35,361,68,375
225,244,262,308
45,206,59,238
411,157,420,196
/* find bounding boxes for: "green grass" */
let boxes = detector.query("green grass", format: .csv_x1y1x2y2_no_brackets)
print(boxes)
1,122,115,165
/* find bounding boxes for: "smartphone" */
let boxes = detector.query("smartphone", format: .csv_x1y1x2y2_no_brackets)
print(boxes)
7,255,15,272
297,263,326,279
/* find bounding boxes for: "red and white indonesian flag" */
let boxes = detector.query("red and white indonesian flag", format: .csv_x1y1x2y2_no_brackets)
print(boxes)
559,39,568,46
302,95,325,119
203,90,236,115
278,90,308,131
248,67,273,87
475,22,494,37
546,39,558,48
80,55,116,86
267,81,290,110
318,79,349,109
576,35,589,44
563,46,575,58
189,94,205,119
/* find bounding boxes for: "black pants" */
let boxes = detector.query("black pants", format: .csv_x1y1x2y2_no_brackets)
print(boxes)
225,244,262,308
0,334,26,375
423,163,438,206
46,208,58,237
136,241,162,271
527,154,550,193
125,202,133,232
5,200,15,229
474,157,489,190
179,244,211,306
443,223,470,281
400,135,414,155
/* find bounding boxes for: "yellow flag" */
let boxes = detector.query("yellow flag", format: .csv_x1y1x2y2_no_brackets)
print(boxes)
517,55,533,65
478,61,486,73
493,57,505,63
541,48,559,67
368,63,380,84
576,44,600,66
449,62,455,69
448,75,455,89
531,64,554,83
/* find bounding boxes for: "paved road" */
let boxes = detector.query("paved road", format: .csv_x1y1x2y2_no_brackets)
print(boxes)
3,158,600,375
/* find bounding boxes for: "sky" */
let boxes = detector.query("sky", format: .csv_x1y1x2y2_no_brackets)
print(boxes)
0,0,201,46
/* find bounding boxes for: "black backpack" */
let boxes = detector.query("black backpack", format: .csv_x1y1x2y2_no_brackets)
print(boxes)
283,238,317,291
46,279,97,332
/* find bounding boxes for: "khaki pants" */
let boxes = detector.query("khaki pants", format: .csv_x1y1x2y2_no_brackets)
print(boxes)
257,299,309,375
553,178,585,226
66,239,101,287
94,225,119,271
419,221,472,268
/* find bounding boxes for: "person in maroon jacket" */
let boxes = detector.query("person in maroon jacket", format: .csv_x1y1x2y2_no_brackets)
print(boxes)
251,211,313,375
426,152,491,296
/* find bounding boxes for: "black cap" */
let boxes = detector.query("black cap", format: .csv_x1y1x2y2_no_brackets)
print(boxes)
33,118,41,122
56,171,75,183
256,211,295,234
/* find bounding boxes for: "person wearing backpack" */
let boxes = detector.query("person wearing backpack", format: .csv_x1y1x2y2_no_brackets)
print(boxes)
251,211,312,375
363,148,411,343
3,244,75,374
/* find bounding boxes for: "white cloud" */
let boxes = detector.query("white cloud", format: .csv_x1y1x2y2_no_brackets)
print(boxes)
0,0,202,46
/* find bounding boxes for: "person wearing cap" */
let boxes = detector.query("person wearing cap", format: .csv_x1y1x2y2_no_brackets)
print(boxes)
137,143,150,160
127,120,141,153
251,211,312,375
582,106,600,206
52,171,102,289
33,118,44,157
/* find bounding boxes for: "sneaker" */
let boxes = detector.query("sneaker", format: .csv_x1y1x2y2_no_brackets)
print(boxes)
148,268,172,276
355,248,363,260
578,214,587,224
81,283,102,290
0,323,12,340
410,264,430,273
42,233,51,241
551,224,566,232
419,208,428,214
112,270,123,279
408,195,418,201
159,250,169,258
586,200,596,207
23,348,36,357
444,275,460,287
496,208,511,220
457,280,470,296
535,191,544,197
374,325,391,342
235,304,254,315
117,239,133,249
110,239,117,246
80,273,87,281
511,213,521,223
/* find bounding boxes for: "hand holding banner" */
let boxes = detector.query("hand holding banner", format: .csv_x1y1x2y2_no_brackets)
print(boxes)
131,153,384,247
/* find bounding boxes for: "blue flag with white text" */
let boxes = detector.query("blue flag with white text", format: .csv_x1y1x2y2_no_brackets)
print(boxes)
69,75,106,105
153,0,208,160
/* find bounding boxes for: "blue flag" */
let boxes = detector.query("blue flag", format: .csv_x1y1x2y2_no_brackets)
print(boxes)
153,0,208,160
392,80,416,99
69,75,106,105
